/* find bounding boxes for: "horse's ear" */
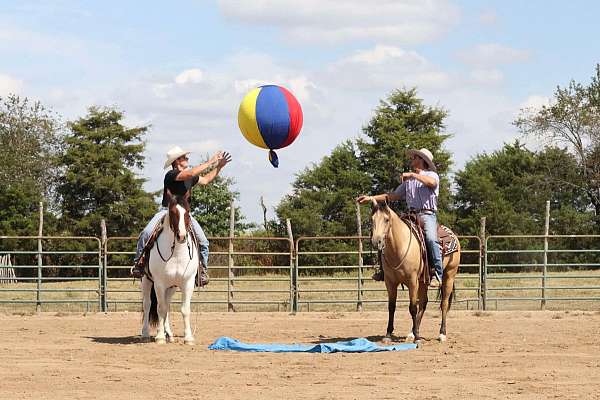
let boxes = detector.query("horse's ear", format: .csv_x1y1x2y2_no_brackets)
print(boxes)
370,197,378,209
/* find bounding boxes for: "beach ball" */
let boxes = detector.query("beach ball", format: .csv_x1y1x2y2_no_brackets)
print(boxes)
238,85,303,168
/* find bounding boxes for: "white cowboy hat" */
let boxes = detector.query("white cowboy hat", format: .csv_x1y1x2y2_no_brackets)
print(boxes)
407,148,436,171
164,146,191,169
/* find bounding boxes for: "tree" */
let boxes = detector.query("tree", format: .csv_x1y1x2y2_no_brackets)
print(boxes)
514,65,600,229
453,142,594,236
190,174,251,237
57,107,157,237
356,88,454,224
276,141,371,237
0,95,62,235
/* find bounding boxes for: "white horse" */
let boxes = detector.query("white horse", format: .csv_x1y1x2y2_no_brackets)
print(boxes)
141,192,199,345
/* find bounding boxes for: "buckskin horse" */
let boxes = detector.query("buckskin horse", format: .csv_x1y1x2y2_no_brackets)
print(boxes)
369,199,461,345
141,192,199,345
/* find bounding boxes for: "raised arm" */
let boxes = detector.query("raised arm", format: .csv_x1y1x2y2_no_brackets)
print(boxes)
356,192,402,204
175,151,222,181
197,152,232,185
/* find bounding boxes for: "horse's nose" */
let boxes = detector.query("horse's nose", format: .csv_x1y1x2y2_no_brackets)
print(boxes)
377,239,385,251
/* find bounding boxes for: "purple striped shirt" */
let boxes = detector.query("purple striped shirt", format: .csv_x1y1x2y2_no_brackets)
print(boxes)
392,170,439,211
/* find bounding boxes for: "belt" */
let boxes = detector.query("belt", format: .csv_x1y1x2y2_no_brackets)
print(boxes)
409,208,436,214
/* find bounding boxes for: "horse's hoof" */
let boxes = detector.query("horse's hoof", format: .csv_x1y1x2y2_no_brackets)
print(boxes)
184,339,195,346
155,337,166,344
405,333,415,343
414,339,422,348
166,335,176,343
438,334,447,342
382,336,392,345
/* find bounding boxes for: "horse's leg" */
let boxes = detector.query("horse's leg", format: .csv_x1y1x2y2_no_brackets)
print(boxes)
383,279,398,344
141,276,152,340
414,281,429,343
181,279,195,345
439,259,458,342
154,284,168,344
164,286,176,343
406,278,420,344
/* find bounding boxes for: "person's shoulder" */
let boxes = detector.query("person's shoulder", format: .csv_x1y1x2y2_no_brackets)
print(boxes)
422,170,439,178
164,169,180,181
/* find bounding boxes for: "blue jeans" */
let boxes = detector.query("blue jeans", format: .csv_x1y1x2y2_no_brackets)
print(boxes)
135,210,209,268
420,212,443,280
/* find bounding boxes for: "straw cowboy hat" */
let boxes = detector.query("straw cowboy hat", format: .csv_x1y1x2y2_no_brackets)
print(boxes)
164,146,191,169
407,148,436,171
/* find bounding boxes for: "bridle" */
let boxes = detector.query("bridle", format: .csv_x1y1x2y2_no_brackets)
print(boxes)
157,203,195,263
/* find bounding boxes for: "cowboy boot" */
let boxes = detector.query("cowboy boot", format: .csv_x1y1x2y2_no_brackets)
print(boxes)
130,254,145,279
371,267,384,281
198,258,209,287
371,249,384,281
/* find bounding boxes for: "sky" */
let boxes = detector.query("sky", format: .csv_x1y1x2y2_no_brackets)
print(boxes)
1,0,599,224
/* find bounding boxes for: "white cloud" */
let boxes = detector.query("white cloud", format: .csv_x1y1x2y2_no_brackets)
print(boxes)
470,68,503,85
328,45,451,91
0,73,23,95
479,9,498,26
175,68,204,85
519,95,551,111
0,25,86,56
218,0,460,45
457,43,530,67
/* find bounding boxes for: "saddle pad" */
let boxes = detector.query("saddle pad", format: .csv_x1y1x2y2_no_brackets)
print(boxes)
438,225,459,256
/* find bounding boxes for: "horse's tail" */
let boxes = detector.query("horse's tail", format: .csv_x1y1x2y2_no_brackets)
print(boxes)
437,282,456,311
149,283,159,327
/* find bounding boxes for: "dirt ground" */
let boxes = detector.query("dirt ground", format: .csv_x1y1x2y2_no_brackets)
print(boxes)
1,310,599,400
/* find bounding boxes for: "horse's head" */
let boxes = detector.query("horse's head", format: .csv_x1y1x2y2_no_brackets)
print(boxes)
167,191,192,243
370,198,392,251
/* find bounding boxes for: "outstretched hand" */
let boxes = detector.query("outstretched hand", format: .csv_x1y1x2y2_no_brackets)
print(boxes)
401,172,416,182
356,195,371,204
217,151,232,168
209,151,223,164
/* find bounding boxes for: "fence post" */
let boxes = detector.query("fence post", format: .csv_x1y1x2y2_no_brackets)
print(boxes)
100,219,107,312
36,202,43,312
227,199,235,312
542,200,550,310
286,219,297,314
355,202,363,312
480,217,486,311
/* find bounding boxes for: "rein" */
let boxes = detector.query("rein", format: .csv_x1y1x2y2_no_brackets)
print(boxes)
156,217,194,263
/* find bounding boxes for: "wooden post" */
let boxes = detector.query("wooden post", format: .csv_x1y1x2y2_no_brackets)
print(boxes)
542,200,550,310
480,217,486,311
286,219,296,314
100,219,107,312
36,202,43,312
227,199,235,312
260,196,268,231
355,202,364,312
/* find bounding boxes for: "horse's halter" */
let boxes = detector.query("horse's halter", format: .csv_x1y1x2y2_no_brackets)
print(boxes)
371,201,392,251
157,196,194,263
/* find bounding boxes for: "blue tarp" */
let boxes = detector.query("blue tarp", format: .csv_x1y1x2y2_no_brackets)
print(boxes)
208,336,417,353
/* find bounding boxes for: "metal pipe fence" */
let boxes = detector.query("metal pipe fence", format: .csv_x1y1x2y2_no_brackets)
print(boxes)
1,233,599,312
0,236,102,312
484,234,600,310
